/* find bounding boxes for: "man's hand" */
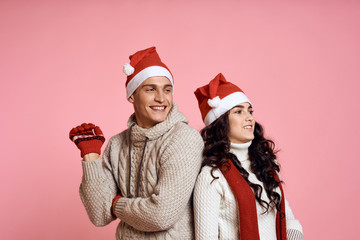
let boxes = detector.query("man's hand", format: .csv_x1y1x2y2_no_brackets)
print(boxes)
69,123,105,158
111,193,123,217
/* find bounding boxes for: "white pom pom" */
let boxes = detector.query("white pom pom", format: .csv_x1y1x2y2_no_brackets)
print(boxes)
123,63,135,76
207,96,221,108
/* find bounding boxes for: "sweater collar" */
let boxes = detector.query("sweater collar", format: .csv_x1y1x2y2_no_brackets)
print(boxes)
230,141,252,165
127,103,188,142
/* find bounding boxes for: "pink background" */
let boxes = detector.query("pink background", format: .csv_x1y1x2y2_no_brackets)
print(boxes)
1,0,359,239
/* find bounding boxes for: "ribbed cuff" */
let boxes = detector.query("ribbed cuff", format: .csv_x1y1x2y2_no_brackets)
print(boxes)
111,194,123,217
113,197,128,218
287,229,303,240
81,157,103,181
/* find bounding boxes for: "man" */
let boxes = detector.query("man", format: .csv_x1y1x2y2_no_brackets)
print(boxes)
69,47,203,239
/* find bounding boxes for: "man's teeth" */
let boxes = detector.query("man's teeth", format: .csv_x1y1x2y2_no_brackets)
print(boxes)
244,126,252,129
152,106,165,110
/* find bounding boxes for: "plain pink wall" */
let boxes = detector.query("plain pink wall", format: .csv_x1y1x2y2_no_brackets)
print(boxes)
1,0,359,239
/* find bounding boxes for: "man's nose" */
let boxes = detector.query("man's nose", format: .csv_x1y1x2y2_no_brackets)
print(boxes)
155,91,165,102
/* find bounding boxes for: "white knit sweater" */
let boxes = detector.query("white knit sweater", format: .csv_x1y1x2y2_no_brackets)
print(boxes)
194,141,303,240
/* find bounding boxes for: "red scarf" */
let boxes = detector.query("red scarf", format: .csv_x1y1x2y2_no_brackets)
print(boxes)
220,159,287,240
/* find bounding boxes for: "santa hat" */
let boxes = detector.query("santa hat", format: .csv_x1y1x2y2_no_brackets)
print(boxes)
123,46,173,98
194,73,252,126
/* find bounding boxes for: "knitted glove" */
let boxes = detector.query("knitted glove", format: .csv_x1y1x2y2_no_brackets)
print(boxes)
69,123,105,158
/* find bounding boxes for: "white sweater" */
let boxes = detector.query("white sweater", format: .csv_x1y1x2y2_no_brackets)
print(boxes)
194,141,303,240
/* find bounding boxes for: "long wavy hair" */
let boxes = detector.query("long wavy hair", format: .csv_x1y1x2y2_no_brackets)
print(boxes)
200,111,282,214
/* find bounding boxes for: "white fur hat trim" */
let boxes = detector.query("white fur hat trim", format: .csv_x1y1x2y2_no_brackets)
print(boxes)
126,66,173,98
204,91,251,126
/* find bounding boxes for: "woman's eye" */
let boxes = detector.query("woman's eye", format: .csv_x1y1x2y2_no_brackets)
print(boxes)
249,110,254,115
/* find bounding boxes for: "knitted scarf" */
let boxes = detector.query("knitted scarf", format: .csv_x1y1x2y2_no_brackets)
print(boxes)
220,159,287,240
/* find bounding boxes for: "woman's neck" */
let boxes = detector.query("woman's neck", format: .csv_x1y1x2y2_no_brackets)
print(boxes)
230,141,252,163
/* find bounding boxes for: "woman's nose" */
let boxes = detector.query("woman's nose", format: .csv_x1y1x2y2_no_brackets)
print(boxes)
245,112,254,121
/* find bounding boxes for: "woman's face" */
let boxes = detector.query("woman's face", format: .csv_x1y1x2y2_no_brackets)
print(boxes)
228,102,255,144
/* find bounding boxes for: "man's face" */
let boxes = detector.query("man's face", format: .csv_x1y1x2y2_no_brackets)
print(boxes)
128,76,173,129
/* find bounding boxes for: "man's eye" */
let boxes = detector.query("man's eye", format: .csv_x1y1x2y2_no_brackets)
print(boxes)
249,110,254,114
146,88,155,92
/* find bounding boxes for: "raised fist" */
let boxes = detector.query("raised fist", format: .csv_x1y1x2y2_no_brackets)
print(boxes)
69,123,105,157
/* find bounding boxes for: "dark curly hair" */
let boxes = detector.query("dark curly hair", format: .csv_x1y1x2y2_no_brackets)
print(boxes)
200,111,282,214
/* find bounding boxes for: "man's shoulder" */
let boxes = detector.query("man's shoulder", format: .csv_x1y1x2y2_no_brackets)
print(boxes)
159,122,203,156
170,121,202,141
108,129,128,144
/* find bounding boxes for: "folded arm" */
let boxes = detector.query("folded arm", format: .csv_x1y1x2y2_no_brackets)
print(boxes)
112,128,203,232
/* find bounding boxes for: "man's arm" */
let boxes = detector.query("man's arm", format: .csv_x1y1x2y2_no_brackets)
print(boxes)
83,152,100,162
79,137,120,226
69,123,119,226
112,126,203,232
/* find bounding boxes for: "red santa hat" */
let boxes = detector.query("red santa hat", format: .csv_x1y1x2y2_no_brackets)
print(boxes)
194,73,252,126
123,46,173,98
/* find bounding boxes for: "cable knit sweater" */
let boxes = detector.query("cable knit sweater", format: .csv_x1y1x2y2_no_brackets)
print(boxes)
194,141,303,240
79,103,203,239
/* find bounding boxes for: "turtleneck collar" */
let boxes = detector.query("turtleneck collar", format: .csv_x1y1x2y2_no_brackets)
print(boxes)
230,141,252,164
127,102,188,143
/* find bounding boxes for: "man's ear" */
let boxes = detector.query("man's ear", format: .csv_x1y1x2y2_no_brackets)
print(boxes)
128,94,134,103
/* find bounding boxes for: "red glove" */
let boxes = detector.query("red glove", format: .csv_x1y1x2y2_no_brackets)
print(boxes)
69,123,105,157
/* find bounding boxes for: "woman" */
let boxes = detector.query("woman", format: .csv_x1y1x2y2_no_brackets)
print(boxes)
193,73,303,240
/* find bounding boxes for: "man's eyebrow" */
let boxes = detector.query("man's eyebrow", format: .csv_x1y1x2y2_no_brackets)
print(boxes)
141,84,173,88
141,84,156,88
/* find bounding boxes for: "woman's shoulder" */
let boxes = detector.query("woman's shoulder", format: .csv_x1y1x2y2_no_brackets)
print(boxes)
195,165,234,199
200,165,220,174
197,166,226,185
